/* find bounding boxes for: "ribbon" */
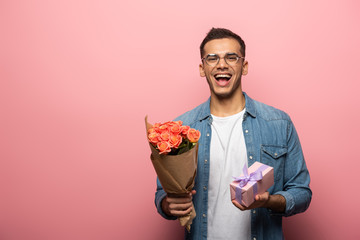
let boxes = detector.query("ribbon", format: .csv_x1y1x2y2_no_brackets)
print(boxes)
233,164,268,204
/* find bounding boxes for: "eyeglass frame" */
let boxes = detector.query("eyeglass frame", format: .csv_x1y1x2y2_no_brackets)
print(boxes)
201,52,245,66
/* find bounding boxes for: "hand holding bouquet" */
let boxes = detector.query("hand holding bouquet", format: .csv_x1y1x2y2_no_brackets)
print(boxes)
145,116,200,231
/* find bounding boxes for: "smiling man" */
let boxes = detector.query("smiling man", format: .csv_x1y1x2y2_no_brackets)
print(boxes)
155,28,312,240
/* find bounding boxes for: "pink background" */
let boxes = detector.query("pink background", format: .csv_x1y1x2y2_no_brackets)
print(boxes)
1,0,359,239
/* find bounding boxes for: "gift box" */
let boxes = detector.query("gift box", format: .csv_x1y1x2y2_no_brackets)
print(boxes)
230,161,274,207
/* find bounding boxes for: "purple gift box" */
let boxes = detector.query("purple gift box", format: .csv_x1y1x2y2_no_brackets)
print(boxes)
230,161,274,207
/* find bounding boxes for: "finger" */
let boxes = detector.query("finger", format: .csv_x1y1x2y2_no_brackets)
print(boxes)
166,196,192,204
169,202,193,211
232,200,247,211
255,192,269,202
170,206,193,217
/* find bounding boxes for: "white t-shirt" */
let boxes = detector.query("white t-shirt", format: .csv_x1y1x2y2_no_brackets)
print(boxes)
207,109,251,240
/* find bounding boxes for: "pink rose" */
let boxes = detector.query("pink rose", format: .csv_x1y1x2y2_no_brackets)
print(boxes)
169,134,182,148
152,123,161,132
160,131,170,141
158,123,169,132
169,122,181,135
148,132,160,145
187,128,201,143
157,141,171,154
174,120,183,126
181,125,190,135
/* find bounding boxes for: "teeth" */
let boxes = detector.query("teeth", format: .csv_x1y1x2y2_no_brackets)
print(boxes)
215,74,231,79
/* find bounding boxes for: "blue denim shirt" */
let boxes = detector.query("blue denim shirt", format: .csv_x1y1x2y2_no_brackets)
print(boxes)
155,93,312,240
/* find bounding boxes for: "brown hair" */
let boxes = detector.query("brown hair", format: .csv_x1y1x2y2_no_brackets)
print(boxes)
200,28,246,58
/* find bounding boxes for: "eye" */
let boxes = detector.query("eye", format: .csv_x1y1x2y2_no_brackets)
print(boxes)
226,54,238,62
206,55,218,63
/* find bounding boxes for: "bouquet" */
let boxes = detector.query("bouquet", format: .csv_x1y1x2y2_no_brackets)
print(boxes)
145,116,200,232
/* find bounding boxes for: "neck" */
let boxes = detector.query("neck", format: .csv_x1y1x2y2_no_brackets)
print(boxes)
210,92,245,117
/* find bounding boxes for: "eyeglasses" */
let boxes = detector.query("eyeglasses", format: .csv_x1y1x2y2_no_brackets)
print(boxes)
202,53,244,67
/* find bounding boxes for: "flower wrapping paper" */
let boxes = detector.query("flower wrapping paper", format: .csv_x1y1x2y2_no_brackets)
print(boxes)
145,116,198,232
230,161,274,207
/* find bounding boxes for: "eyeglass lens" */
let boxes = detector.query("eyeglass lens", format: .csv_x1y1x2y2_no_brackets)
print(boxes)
205,53,240,66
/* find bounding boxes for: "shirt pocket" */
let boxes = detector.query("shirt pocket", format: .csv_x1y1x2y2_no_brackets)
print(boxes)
260,145,287,182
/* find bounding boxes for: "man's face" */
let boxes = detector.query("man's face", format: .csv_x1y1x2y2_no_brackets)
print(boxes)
199,38,248,99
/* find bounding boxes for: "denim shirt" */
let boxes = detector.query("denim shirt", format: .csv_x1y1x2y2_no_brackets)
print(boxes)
155,93,312,240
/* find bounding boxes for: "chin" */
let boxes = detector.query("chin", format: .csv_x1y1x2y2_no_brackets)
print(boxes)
213,91,234,99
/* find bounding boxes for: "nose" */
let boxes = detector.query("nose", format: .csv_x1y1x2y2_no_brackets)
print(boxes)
217,57,228,69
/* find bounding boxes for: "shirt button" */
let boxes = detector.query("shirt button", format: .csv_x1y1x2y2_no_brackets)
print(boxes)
204,159,208,163
249,156,253,160
203,186,207,190
245,130,249,133
253,238,256,240
203,214,206,218
274,153,278,156
253,210,256,214
206,133,210,137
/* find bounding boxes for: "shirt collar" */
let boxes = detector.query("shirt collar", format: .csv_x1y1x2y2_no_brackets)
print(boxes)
197,92,257,121
244,92,256,118
197,97,212,121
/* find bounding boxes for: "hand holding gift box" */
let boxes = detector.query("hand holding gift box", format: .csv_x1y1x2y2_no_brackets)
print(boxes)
230,162,274,207
145,116,200,232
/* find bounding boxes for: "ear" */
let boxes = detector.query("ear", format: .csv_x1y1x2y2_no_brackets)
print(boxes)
242,60,249,76
199,63,206,77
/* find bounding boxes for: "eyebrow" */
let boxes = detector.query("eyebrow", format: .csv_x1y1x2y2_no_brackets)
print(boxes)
206,52,239,56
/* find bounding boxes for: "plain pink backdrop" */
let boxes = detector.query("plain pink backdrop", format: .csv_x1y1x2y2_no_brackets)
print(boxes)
1,0,359,239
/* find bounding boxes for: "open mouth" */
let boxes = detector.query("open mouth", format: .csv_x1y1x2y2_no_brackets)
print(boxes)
214,73,232,81
214,73,232,86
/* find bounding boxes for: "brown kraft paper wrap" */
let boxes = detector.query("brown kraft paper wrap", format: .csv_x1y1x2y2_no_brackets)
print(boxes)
145,116,198,232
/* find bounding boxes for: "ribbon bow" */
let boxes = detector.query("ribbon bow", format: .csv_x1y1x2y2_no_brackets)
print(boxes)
233,164,263,188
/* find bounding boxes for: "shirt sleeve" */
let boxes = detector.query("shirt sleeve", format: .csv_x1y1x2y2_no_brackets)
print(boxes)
155,177,177,220
273,119,312,217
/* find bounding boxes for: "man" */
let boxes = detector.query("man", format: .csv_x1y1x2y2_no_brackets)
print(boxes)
155,28,311,240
